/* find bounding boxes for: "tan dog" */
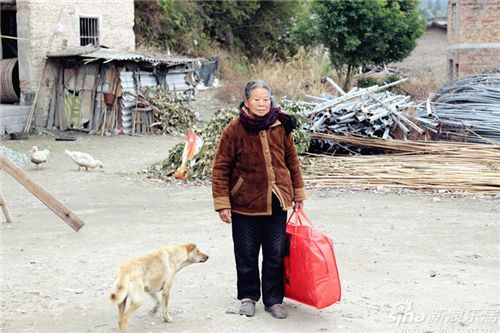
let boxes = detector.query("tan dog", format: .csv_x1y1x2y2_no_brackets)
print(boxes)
110,243,209,332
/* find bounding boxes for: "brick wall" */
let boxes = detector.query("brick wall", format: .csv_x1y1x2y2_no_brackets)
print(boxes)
447,0,500,79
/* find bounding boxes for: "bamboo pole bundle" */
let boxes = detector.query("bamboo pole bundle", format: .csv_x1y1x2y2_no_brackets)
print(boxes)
303,147,500,194
310,132,500,157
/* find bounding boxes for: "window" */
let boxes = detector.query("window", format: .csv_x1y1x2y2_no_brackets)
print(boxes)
79,17,99,46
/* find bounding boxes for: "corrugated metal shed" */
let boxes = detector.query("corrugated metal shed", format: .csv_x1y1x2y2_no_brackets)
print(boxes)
46,46,200,134
119,70,195,134
120,71,158,134
48,46,200,66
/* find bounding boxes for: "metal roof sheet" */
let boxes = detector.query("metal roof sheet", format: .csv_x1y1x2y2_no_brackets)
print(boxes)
48,46,199,66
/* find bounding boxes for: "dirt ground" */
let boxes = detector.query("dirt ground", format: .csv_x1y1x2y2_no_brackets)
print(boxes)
1,129,499,333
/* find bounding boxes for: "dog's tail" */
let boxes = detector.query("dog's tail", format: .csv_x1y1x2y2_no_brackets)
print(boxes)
110,274,129,304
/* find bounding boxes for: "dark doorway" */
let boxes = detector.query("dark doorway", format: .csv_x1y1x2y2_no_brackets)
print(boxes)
1,9,18,58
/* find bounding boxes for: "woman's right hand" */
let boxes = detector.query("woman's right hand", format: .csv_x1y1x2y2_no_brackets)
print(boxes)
218,209,232,224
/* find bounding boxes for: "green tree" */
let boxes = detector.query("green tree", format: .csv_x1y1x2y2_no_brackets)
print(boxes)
419,0,447,19
232,0,303,59
201,0,260,50
311,0,425,89
134,0,208,54
135,0,304,59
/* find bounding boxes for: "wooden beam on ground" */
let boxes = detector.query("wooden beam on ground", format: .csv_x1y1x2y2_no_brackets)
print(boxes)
0,156,85,231
0,191,13,223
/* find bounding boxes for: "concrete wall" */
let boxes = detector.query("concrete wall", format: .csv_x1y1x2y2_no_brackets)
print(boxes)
16,0,135,127
0,105,29,134
447,0,500,79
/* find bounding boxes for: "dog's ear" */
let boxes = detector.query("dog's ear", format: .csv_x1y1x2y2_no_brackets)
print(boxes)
186,243,196,253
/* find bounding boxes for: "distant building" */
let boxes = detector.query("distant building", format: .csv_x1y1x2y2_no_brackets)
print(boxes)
1,1,200,135
447,0,500,79
391,18,448,81
1,0,135,105
0,0,133,133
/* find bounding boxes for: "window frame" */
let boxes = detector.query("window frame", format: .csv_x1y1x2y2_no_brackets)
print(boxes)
79,16,100,46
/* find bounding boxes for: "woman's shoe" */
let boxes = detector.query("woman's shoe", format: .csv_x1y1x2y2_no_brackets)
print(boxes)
265,303,288,319
239,298,256,317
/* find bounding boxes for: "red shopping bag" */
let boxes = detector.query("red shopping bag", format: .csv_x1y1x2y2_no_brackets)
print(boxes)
284,208,341,309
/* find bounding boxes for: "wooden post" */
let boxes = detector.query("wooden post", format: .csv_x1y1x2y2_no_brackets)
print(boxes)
23,7,64,133
0,156,85,231
0,191,13,223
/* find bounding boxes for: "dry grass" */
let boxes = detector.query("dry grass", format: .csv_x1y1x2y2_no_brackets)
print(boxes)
399,73,446,100
214,47,335,106
136,44,446,106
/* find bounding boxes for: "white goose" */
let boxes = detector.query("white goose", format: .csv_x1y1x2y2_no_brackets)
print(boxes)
29,146,50,168
65,149,104,171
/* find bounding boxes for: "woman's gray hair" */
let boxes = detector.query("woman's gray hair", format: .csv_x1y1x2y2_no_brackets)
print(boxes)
243,80,276,107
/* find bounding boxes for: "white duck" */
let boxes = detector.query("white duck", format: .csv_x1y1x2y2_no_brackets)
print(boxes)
29,146,50,168
65,149,104,171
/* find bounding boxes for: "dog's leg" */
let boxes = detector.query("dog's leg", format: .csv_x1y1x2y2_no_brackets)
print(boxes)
120,300,141,332
119,283,143,332
148,292,161,315
117,297,126,326
161,279,175,323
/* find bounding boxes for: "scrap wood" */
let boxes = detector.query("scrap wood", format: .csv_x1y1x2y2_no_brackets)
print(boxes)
0,156,85,231
0,191,13,223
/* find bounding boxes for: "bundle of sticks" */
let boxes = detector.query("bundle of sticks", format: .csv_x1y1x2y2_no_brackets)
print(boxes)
303,133,500,194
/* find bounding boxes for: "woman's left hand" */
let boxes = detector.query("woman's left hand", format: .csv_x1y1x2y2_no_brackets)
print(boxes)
294,201,304,210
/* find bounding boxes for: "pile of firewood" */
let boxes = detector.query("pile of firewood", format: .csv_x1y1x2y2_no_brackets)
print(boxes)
133,88,197,135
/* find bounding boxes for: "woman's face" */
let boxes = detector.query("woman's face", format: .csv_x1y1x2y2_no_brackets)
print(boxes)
244,88,272,117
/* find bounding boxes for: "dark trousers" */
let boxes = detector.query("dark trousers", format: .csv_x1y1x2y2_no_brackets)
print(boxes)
231,195,287,307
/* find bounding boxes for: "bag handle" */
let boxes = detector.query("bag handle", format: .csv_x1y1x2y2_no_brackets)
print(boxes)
287,208,333,275
287,207,314,227
296,207,314,227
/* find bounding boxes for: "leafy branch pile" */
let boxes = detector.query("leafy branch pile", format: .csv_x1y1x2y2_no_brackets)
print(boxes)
149,108,238,182
141,87,197,135
149,102,312,182
284,101,312,155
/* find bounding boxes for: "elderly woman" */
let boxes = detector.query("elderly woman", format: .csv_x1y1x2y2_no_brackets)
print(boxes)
212,80,306,319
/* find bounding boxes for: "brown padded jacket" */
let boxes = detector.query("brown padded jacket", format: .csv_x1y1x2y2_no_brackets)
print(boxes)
212,118,306,215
